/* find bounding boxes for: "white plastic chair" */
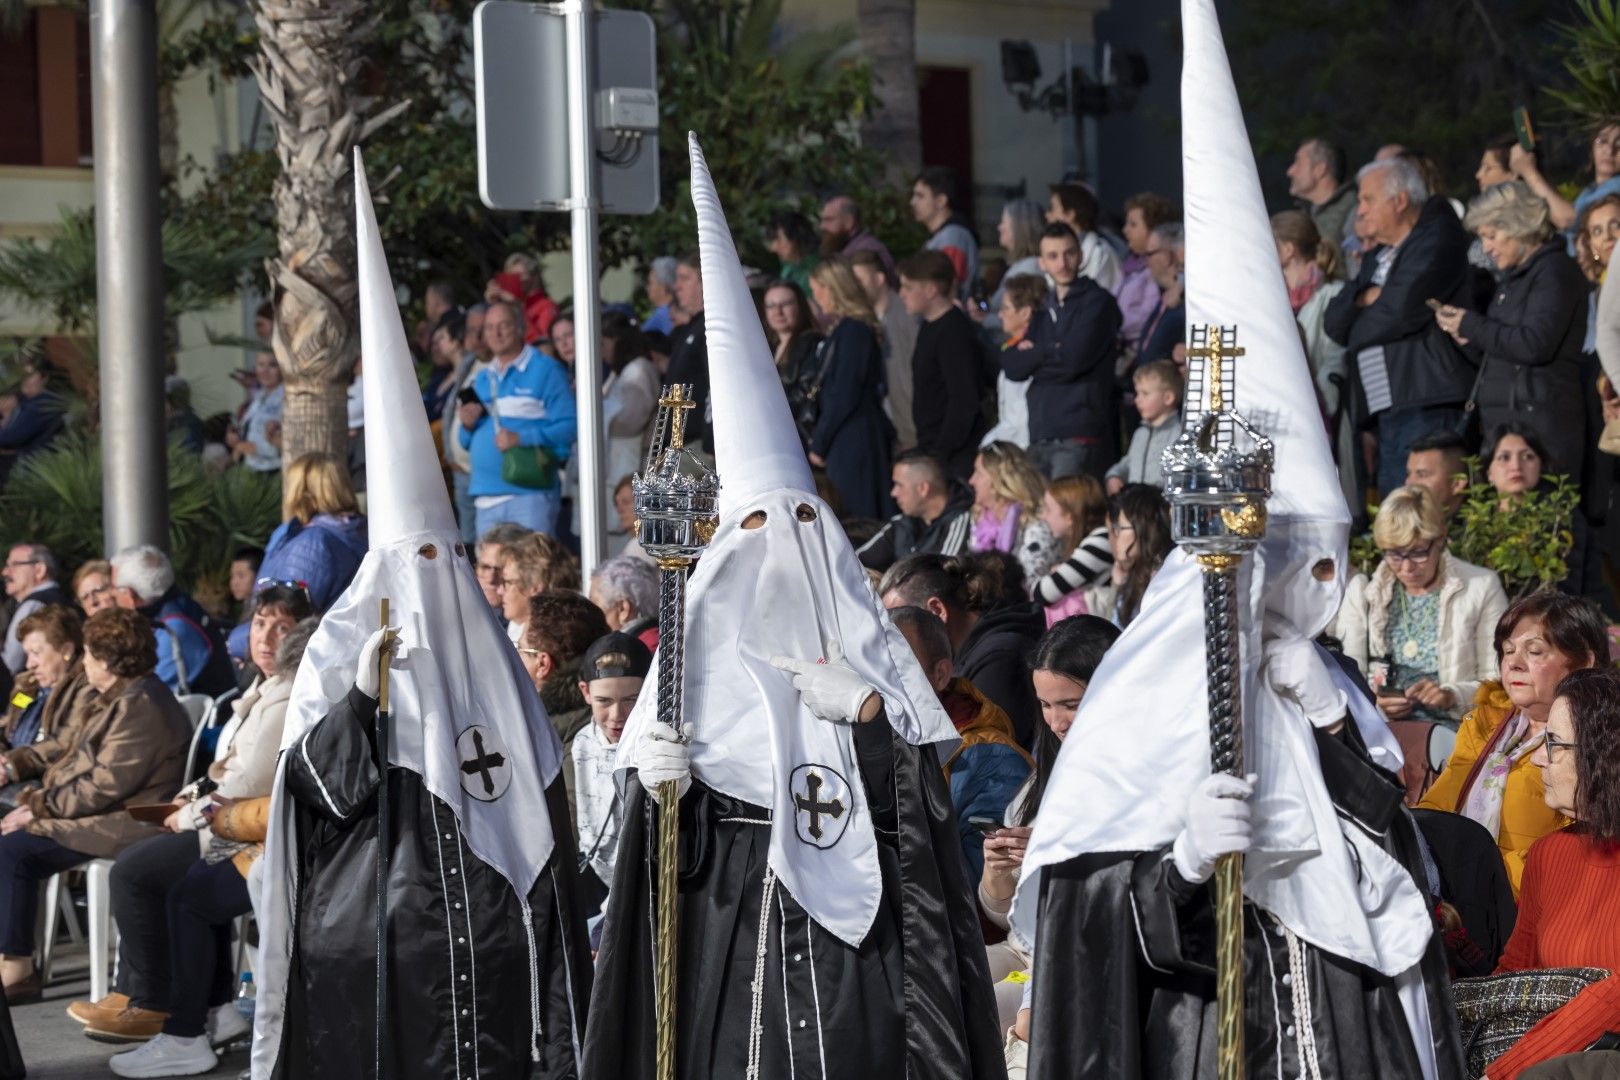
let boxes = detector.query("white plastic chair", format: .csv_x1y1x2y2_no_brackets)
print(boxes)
36,857,114,995
83,857,117,1001
36,871,84,986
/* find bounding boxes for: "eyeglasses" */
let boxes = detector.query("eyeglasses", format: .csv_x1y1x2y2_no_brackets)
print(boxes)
1143,247,1170,259
78,583,112,603
516,646,541,658
763,301,796,312
1382,542,1437,566
476,562,505,583
1544,731,1579,759
255,577,310,599
3,559,39,571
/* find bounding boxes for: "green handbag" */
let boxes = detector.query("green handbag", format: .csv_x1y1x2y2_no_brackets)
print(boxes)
500,443,559,490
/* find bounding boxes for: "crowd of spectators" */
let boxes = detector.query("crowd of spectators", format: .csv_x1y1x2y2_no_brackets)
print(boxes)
6,125,1620,1077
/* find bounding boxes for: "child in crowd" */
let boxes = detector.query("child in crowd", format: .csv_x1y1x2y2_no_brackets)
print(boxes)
569,631,652,916
1032,475,1113,626
1104,359,1183,493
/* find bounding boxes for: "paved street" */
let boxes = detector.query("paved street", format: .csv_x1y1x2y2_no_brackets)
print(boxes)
11,946,246,1079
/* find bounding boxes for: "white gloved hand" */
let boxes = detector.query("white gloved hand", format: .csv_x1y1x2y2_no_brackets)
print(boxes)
1264,637,1347,729
355,627,402,700
769,643,880,724
635,722,691,798
1171,772,1255,884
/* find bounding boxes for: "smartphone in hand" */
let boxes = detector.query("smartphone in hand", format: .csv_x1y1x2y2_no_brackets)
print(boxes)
969,815,1002,837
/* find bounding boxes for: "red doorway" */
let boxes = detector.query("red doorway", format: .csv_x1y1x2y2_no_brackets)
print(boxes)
917,65,974,226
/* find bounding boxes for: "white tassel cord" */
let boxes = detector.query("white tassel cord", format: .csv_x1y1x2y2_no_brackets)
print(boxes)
520,896,543,1063
745,868,780,1080
1283,924,1323,1080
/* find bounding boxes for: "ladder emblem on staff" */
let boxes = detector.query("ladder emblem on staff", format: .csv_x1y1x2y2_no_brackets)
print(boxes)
1161,324,1274,1080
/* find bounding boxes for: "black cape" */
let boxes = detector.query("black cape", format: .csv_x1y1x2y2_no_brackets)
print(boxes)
581,712,1005,1080
278,685,593,1079
1028,724,1466,1080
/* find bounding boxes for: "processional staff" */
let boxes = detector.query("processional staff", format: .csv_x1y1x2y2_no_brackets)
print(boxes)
631,384,720,1080
1161,325,1274,1080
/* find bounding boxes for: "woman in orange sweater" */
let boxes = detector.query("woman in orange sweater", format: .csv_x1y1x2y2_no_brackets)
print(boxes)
1418,592,1606,895
1487,666,1620,1078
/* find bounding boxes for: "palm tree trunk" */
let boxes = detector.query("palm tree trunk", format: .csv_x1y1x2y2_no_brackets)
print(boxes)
855,0,920,181
248,0,367,463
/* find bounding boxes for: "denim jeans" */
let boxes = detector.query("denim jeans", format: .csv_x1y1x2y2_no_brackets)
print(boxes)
452,469,478,545
474,487,560,539
1028,438,1109,483
0,830,90,954
1376,405,1464,498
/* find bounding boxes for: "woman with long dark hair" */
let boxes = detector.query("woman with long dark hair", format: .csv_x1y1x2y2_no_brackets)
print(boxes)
1485,666,1620,1075
977,616,1121,1034
760,279,824,443
1085,483,1173,628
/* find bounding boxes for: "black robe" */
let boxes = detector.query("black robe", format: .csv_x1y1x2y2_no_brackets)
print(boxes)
278,686,593,1079
1028,724,1467,1080
581,713,1005,1080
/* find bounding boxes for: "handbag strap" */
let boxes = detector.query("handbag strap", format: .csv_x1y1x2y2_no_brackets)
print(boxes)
1461,354,1489,416
806,337,836,401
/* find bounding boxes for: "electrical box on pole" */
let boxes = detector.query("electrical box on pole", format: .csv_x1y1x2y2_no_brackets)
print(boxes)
474,1,659,215
474,0,658,582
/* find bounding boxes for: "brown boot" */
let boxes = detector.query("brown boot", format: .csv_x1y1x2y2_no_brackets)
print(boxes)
84,1005,167,1043
67,991,131,1026
2,971,41,1005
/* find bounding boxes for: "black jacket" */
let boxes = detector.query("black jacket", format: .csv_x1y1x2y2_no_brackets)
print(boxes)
1324,196,1477,413
778,330,825,442
1458,240,1590,480
1002,277,1122,445
855,482,974,571
664,310,711,449
810,319,895,520
955,600,1045,748
911,307,990,478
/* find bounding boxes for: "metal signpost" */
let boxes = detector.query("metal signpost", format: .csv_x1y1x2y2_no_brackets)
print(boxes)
91,0,170,554
474,0,659,583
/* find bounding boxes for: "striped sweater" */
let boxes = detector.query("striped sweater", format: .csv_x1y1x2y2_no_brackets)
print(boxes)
1033,526,1114,605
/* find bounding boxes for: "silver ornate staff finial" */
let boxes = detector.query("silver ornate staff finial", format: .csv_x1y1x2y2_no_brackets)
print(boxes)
631,382,719,1080
1159,323,1273,1080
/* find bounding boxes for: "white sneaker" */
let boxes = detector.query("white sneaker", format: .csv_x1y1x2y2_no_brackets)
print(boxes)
109,1033,219,1078
206,1002,251,1047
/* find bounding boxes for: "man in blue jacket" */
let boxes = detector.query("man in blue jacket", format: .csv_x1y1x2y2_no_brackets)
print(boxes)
456,300,578,537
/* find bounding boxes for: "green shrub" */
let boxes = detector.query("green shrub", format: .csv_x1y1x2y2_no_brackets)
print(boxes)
0,434,283,591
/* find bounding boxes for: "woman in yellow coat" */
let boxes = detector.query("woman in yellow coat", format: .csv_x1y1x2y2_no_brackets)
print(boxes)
1418,592,1607,894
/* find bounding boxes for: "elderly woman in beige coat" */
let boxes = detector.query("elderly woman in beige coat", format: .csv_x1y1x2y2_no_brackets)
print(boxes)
0,608,190,1001
1333,485,1509,728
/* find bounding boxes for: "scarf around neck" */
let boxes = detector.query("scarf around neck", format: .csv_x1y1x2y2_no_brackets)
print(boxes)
973,502,1021,554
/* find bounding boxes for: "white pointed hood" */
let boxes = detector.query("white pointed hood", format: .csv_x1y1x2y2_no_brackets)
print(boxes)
689,133,816,517
1011,0,1433,1001
252,150,568,1078
615,135,958,948
356,162,462,545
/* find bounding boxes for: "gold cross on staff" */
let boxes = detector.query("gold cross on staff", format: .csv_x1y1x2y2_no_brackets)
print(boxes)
658,384,696,450
1186,330,1245,413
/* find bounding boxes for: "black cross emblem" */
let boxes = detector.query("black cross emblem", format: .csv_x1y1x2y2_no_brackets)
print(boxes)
793,771,845,841
459,729,507,797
